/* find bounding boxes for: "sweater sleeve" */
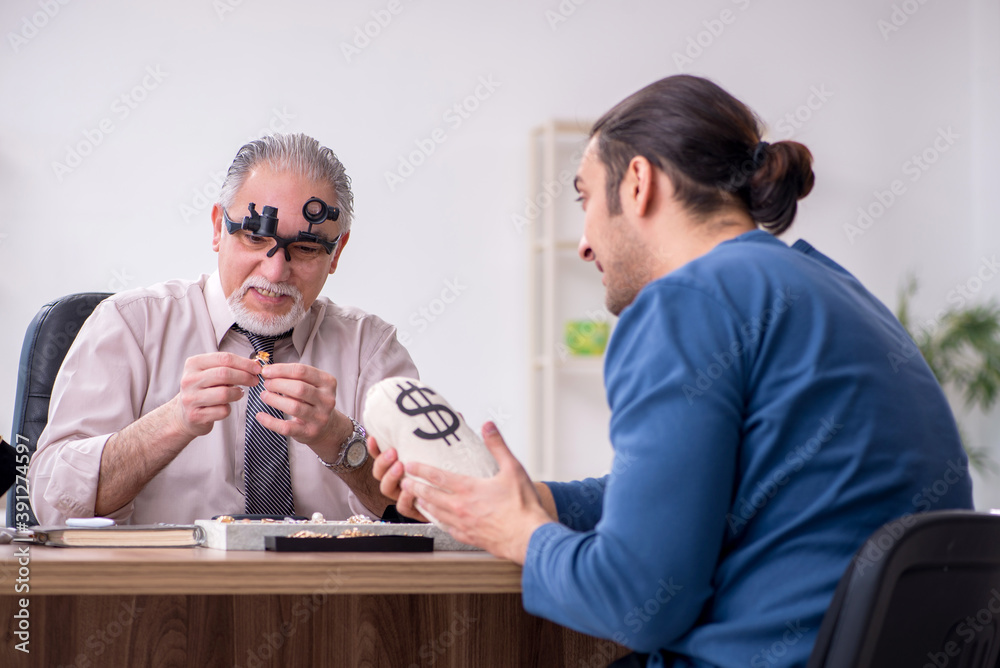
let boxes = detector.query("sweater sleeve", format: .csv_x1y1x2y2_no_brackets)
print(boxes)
544,476,608,531
521,282,746,652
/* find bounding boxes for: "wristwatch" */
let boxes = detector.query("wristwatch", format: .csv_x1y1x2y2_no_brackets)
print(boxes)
318,417,368,473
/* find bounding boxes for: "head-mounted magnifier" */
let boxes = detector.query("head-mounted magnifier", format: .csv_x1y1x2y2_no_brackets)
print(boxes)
223,196,341,261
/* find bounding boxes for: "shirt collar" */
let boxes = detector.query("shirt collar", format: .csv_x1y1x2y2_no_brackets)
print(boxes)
722,228,787,247
205,271,235,345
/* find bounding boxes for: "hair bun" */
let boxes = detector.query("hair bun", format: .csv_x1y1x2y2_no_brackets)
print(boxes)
747,141,815,235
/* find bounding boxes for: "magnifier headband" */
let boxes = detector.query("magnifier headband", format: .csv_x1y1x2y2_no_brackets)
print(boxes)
223,197,341,261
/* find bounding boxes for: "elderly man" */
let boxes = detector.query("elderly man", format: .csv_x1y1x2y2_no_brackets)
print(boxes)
29,133,414,525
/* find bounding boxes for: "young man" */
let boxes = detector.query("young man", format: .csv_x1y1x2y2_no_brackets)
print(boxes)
370,76,973,667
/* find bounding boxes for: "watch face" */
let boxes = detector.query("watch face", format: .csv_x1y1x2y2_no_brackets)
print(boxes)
345,440,368,468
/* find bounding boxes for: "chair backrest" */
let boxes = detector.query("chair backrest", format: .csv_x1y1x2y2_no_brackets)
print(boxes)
0,437,14,502
6,293,110,526
807,510,1000,668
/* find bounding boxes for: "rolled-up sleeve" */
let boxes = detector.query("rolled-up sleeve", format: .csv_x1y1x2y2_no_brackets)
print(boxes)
355,323,418,419
28,302,147,524
345,322,418,517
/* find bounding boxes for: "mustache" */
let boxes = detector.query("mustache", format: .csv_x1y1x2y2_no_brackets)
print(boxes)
237,276,301,300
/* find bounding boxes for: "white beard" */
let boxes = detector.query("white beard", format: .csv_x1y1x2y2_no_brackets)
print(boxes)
228,276,306,336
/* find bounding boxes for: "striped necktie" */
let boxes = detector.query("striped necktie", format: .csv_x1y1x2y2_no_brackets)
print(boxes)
233,325,295,516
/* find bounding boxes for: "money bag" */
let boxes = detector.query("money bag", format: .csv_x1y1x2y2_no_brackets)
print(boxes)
363,377,499,528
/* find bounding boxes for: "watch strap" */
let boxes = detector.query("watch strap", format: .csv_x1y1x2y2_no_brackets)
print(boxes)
317,417,367,473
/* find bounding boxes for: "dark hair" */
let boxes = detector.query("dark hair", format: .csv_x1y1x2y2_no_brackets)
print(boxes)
591,75,814,235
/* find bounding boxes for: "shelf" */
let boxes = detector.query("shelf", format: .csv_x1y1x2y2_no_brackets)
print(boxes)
526,119,615,482
533,356,604,373
530,119,593,136
531,239,580,253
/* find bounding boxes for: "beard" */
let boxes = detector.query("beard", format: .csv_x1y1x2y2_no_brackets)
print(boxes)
227,276,307,336
602,224,656,316
604,267,646,316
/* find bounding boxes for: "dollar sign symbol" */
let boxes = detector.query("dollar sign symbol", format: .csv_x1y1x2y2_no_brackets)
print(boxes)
395,381,461,446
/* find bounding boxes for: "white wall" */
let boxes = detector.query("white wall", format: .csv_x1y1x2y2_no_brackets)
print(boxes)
1,0,998,507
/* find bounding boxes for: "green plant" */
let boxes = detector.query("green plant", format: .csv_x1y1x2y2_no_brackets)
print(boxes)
896,275,1000,474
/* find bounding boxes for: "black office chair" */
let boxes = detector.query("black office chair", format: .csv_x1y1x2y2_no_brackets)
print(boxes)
807,510,1000,668
6,293,110,526
0,436,15,501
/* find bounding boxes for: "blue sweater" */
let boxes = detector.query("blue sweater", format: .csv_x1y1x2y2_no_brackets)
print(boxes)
522,230,973,668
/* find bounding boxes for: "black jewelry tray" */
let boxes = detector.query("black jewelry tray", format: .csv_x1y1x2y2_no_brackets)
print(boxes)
264,534,434,552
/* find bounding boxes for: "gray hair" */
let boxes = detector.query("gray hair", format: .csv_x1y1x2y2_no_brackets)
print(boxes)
218,133,355,234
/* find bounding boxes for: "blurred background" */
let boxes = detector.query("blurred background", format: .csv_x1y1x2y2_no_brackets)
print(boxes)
1,0,998,511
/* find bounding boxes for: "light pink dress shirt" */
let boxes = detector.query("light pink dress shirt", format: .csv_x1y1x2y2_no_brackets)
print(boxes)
28,272,418,525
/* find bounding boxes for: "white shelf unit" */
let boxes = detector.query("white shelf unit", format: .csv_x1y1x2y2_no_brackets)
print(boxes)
526,120,616,482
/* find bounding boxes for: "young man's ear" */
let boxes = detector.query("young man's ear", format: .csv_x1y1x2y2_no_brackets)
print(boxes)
622,155,656,217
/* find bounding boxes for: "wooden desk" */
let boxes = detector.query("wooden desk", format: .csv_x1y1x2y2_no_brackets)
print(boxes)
0,545,628,667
